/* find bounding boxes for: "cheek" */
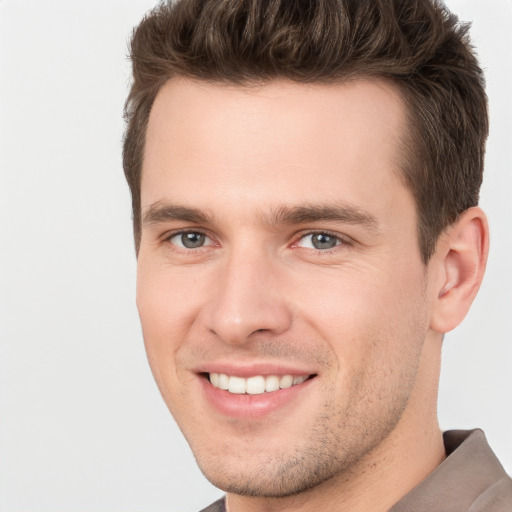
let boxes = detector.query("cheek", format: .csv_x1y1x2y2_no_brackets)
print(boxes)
292,260,428,368
137,257,204,340
298,267,428,433
136,258,202,391
136,270,199,423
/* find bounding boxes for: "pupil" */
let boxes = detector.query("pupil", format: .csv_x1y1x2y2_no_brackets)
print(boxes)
312,233,337,250
182,233,205,248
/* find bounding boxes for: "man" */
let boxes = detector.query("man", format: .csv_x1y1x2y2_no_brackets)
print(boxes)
122,1,512,511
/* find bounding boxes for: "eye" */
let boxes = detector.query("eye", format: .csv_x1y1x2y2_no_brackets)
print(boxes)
296,232,344,250
168,231,212,249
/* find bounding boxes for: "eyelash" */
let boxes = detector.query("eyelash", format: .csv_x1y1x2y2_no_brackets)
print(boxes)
162,229,352,254
292,230,352,253
163,230,215,251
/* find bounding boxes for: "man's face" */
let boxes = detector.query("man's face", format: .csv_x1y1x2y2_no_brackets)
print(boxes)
137,79,438,496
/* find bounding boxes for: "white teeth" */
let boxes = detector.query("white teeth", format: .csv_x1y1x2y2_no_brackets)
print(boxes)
209,373,309,395
210,372,219,387
246,376,266,395
228,376,246,394
218,373,229,390
265,375,280,392
279,375,293,389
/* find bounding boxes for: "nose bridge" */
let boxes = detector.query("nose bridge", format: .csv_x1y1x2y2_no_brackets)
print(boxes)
203,243,291,344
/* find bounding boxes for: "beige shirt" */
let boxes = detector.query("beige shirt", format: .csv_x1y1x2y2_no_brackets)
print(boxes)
200,430,512,512
390,429,512,512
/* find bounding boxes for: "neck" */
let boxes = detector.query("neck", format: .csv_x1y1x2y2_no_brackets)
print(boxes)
226,426,445,512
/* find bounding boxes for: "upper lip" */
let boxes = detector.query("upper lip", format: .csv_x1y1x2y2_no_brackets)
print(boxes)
193,362,317,378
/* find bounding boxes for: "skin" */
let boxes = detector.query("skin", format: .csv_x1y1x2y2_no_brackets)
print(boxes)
136,78,488,512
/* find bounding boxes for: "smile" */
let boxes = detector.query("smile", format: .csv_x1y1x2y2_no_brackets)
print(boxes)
209,373,310,395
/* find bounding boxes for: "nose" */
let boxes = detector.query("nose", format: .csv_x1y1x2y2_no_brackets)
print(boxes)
200,248,293,345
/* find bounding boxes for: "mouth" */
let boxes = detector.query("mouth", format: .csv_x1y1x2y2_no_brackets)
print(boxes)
198,368,318,418
206,372,315,395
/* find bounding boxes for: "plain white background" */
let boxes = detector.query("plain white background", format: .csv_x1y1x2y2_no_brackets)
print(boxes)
0,1,510,511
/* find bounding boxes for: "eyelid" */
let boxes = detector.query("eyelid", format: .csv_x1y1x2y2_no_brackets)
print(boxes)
292,230,352,250
159,227,351,252
163,228,216,249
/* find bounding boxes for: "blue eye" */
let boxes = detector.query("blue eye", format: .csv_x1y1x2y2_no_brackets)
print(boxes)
297,233,342,250
169,232,211,249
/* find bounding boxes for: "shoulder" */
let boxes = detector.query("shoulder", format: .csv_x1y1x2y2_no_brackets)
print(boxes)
198,497,226,512
391,429,512,512
467,477,512,511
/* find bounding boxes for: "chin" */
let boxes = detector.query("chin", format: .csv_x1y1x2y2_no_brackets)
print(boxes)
190,429,370,499
198,457,338,498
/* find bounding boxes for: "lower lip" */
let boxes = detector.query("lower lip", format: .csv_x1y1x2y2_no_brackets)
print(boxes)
200,376,314,419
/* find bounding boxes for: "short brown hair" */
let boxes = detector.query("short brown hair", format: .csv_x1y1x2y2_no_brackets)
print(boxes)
123,0,488,262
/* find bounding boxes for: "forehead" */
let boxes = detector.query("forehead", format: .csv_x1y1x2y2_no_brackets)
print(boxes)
142,78,410,221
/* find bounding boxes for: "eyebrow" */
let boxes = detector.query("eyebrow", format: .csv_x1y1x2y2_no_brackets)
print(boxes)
267,204,378,229
142,202,213,226
142,201,379,231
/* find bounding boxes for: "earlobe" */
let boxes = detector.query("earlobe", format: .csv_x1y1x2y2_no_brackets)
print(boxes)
430,207,489,334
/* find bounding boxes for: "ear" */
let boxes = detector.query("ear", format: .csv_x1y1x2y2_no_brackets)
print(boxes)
429,207,489,334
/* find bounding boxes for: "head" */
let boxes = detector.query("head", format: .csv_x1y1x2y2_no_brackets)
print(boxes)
124,0,489,504
124,0,488,263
